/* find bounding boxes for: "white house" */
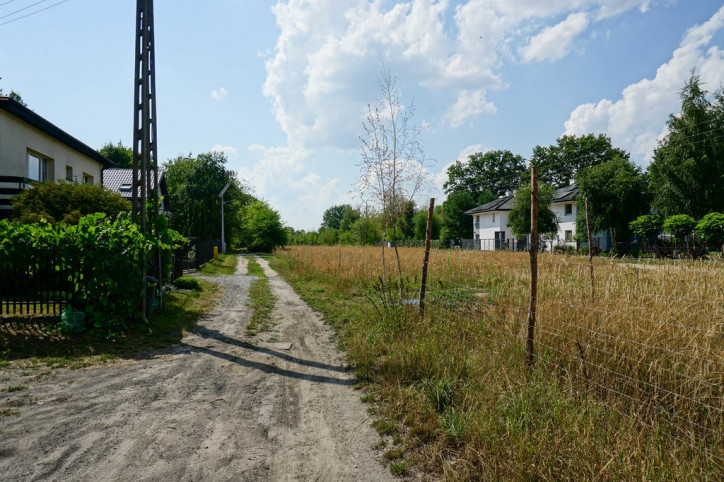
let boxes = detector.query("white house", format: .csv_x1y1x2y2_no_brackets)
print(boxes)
0,96,112,218
465,183,610,251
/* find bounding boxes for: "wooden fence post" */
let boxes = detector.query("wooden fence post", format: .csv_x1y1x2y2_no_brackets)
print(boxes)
419,197,435,319
585,197,595,300
526,166,538,366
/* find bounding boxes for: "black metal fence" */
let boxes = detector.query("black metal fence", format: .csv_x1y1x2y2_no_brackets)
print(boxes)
171,238,218,280
0,249,78,316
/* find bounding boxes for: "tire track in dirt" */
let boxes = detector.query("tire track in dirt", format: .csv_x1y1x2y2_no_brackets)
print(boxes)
0,255,391,481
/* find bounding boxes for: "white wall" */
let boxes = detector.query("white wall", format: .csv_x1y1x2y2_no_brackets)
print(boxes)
473,211,518,250
0,110,103,184
550,201,577,247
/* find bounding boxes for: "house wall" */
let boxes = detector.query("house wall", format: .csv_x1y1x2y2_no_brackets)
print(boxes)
0,110,103,184
473,211,519,250
550,201,577,247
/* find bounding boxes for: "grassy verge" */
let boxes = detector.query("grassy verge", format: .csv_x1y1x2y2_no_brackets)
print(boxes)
199,254,238,276
271,248,722,480
245,258,276,336
0,279,221,369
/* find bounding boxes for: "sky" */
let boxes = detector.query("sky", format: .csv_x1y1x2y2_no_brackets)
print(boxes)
1,0,723,230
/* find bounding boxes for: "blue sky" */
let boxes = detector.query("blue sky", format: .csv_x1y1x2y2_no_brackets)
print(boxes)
1,1,723,230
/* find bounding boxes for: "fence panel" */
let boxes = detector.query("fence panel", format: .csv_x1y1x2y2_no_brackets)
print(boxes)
0,249,76,317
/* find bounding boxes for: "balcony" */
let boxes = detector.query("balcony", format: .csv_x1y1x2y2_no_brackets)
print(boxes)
0,176,33,218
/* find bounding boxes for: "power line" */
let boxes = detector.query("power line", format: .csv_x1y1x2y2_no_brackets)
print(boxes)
0,0,67,26
0,0,19,7
0,0,50,20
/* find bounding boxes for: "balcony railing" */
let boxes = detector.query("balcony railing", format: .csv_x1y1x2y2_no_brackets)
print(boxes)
0,176,33,214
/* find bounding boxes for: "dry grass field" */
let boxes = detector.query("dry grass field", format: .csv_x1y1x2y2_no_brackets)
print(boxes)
273,245,723,479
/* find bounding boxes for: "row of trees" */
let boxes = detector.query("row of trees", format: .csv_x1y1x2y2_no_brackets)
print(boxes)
96,143,287,252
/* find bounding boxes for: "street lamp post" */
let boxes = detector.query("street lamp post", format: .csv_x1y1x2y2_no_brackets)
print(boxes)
219,181,232,254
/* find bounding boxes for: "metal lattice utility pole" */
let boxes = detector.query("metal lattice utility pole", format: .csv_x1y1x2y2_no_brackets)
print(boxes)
132,0,161,314
132,0,159,229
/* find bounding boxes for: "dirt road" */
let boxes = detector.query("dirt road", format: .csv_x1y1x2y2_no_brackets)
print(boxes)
0,256,392,481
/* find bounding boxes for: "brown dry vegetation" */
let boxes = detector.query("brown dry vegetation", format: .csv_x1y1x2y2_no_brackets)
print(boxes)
273,245,723,480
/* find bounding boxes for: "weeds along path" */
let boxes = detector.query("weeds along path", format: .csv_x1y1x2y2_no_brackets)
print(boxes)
0,255,391,481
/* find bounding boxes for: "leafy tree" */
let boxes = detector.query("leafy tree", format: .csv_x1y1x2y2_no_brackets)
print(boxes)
350,217,382,245
648,74,724,218
339,206,360,232
321,204,351,230
508,183,559,239
576,157,648,247
394,200,416,241
441,191,480,244
99,141,133,168
164,152,255,244
1,89,27,106
629,214,663,239
531,134,629,187
238,201,287,252
413,208,441,240
318,227,338,245
695,212,724,250
11,180,131,224
444,149,526,199
663,214,697,244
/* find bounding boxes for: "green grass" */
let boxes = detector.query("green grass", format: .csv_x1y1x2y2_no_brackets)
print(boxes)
0,279,221,369
389,462,407,476
245,258,276,336
199,254,238,276
6,385,27,392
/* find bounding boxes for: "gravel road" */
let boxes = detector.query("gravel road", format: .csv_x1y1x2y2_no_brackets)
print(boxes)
0,256,392,481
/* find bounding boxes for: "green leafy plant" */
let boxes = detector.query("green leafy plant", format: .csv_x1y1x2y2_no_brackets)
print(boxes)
629,214,663,239
695,212,724,250
663,214,697,244
174,276,201,291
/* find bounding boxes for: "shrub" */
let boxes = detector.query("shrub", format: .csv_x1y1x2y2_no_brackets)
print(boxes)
663,214,697,243
629,214,663,239
695,212,724,249
174,276,201,291
11,180,130,224
0,213,176,336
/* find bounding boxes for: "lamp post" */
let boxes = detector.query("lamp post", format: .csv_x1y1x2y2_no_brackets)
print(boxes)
219,181,231,254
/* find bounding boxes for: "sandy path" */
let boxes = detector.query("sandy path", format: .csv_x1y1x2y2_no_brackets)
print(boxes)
0,255,392,481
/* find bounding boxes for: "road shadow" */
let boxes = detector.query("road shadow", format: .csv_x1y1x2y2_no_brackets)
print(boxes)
193,326,349,374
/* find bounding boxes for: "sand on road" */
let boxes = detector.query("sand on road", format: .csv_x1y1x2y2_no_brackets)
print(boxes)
0,255,392,481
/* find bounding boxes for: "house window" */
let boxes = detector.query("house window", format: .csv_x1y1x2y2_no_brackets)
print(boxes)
565,230,573,242
66,166,73,182
27,153,50,181
565,204,573,215
82,173,94,185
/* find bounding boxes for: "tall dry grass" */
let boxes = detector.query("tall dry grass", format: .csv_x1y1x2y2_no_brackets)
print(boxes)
275,245,723,479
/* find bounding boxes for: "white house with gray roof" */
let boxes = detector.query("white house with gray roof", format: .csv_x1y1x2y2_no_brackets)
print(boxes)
465,183,609,251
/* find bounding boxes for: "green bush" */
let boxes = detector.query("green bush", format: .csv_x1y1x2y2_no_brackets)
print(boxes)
0,213,176,336
695,212,724,248
629,214,663,239
11,180,131,224
663,214,697,243
174,276,201,291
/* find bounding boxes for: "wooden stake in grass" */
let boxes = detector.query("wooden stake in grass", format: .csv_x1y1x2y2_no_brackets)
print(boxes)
419,197,435,319
526,166,538,367
585,196,595,301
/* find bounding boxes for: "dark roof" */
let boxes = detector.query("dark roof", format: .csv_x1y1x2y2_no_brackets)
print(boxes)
102,168,165,196
0,96,113,168
102,168,170,212
464,195,514,215
465,183,579,215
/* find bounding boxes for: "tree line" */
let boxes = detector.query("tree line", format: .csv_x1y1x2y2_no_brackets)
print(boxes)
293,73,724,251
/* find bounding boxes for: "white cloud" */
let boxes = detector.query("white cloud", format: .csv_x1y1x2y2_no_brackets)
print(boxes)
235,144,345,229
211,144,238,156
564,5,724,162
264,0,654,146
211,87,228,100
443,89,497,128
519,12,590,62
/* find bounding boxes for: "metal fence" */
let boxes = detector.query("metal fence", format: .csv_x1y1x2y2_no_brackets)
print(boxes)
171,238,218,280
0,249,78,316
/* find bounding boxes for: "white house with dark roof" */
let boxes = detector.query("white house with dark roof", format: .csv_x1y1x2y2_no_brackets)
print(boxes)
465,183,609,251
0,96,113,218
